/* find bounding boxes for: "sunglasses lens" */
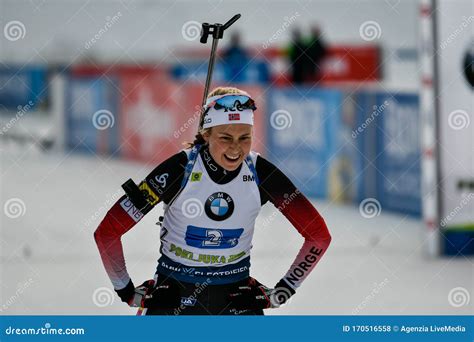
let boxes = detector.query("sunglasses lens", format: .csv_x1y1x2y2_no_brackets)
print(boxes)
213,95,256,111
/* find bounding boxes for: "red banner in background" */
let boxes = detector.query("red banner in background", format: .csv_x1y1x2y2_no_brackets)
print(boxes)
119,68,188,164
321,46,381,82
262,45,381,85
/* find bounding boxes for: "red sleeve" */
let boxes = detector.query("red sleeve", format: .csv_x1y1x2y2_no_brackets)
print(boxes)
277,192,331,289
274,189,331,244
94,151,187,290
94,196,142,290
256,156,332,290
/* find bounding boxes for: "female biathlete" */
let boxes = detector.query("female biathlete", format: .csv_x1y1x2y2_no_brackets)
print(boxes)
94,86,332,315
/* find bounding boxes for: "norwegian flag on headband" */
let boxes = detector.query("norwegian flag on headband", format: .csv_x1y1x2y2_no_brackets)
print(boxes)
203,107,253,129
228,113,240,121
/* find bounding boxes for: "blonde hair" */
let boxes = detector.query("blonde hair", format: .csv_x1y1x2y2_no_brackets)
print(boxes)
184,86,250,148
207,87,249,98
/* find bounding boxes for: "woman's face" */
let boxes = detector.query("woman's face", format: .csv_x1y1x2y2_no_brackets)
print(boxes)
203,124,253,171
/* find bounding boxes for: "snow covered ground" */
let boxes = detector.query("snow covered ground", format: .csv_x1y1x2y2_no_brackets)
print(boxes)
1,150,472,315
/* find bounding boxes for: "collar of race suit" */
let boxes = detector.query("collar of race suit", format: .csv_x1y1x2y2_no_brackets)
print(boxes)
199,145,243,185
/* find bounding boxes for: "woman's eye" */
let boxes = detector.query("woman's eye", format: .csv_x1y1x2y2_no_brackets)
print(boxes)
240,137,250,141
220,137,231,141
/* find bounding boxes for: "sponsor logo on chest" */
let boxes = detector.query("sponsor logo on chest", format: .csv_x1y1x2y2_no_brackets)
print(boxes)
204,192,234,221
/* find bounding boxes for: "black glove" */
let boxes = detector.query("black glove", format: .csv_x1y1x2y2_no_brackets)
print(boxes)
141,278,181,308
115,279,181,308
115,279,136,305
228,277,296,310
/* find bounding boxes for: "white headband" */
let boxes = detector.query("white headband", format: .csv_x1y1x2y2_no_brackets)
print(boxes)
202,94,255,129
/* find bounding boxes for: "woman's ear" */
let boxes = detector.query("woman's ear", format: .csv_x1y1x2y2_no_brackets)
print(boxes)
202,129,211,143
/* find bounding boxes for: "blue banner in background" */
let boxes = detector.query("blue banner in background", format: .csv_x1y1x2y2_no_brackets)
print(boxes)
0,66,48,110
171,60,270,84
0,316,472,342
265,88,423,207
172,61,227,83
266,87,343,198
353,91,421,217
353,91,379,202
375,93,421,217
65,77,119,155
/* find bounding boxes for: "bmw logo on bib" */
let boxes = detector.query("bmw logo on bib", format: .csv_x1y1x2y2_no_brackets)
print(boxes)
205,192,234,221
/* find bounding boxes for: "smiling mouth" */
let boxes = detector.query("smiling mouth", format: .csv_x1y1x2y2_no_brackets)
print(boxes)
224,154,240,162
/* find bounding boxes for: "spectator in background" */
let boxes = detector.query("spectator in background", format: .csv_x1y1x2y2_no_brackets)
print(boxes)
288,28,306,84
288,26,327,85
222,32,249,83
463,39,473,89
306,25,327,83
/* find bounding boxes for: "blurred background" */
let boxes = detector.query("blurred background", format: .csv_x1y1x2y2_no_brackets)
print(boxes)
0,0,472,315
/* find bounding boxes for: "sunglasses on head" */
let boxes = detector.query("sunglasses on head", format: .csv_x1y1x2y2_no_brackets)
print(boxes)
205,95,257,112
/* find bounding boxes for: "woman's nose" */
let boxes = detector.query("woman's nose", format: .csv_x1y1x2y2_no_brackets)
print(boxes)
230,139,240,150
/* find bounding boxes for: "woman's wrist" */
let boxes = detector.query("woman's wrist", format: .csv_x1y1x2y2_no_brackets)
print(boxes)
115,279,135,304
